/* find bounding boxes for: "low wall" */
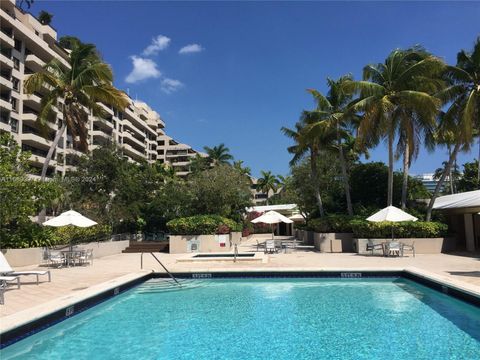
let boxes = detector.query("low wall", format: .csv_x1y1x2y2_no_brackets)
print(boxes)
354,237,457,255
169,234,234,254
314,233,354,253
2,240,130,267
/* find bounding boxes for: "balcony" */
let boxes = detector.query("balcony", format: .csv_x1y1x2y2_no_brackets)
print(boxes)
92,130,113,145
122,143,145,161
0,53,13,68
21,132,52,150
22,93,42,109
0,30,14,48
93,117,114,130
98,102,113,115
122,119,145,139
25,54,45,72
175,171,190,177
171,161,191,167
28,153,55,167
0,75,12,89
123,131,145,149
0,97,12,111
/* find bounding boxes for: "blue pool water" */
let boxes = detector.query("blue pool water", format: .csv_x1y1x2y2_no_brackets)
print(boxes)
2,278,480,359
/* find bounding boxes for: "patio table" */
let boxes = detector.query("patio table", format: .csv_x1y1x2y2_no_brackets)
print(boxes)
60,249,86,267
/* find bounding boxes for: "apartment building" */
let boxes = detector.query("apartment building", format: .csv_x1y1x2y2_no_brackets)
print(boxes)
0,0,166,178
157,133,207,177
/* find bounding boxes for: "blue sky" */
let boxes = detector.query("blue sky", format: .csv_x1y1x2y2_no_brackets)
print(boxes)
37,1,480,177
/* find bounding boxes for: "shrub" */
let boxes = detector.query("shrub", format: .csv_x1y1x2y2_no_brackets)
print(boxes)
350,220,448,239
0,222,112,249
307,215,363,233
167,215,241,235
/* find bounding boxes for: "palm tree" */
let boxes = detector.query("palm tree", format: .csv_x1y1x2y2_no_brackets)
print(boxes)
256,170,278,205
345,47,444,207
426,38,480,220
233,160,251,177
203,143,233,165
24,42,129,182
307,75,358,215
282,112,327,217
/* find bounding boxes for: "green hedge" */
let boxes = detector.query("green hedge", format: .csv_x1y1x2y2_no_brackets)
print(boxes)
307,215,363,233
1,223,112,249
167,215,242,235
350,220,448,238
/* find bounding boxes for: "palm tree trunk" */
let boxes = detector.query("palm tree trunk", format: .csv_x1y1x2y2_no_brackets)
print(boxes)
477,138,480,188
37,120,66,223
401,143,409,210
40,120,66,181
426,142,461,221
337,131,353,216
447,146,454,194
387,130,394,206
310,149,325,217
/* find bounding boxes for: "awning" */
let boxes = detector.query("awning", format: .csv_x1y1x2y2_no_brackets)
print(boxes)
432,190,480,210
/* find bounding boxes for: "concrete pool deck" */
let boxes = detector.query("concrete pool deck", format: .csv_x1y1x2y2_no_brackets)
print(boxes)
1,238,479,333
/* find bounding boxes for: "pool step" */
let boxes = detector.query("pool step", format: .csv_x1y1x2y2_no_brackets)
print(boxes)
135,279,206,294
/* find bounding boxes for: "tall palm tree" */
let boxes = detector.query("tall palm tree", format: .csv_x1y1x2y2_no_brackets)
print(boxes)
307,75,358,215
24,42,129,181
256,170,278,205
426,38,480,220
203,143,233,165
345,48,444,207
282,112,327,217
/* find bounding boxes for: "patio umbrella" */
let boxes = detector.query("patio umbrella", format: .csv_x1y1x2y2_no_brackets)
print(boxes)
366,206,417,241
43,210,97,250
251,210,293,239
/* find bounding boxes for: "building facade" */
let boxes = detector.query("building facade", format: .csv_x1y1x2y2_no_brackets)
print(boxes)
0,0,201,178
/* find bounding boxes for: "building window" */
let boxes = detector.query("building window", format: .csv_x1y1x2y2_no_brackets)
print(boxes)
12,77,19,92
13,57,20,70
11,97,18,112
10,118,18,133
14,39,22,52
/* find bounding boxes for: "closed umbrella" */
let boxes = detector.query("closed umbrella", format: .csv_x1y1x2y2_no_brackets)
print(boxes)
251,210,293,239
366,206,417,241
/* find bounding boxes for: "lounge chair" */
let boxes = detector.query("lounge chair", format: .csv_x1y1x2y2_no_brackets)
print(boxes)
256,240,265,252
283,240,297,253
78,249,94,266
366,239,383,255
265,240,277,254
0,276,20,289
0,252,51,285
401,242,415,257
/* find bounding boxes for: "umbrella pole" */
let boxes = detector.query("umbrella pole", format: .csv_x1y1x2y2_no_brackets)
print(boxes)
391,225,394,242
272,224,274,239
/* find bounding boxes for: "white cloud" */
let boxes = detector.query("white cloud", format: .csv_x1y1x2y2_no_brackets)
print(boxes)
179,44,204,54
125,56,161,83
142,35,171,56
161,78,184,94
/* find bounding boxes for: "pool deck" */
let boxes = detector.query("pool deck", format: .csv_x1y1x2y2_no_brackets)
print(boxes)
1,236,479,334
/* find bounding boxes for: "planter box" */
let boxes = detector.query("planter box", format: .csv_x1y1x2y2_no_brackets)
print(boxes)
2,240,130,267
354,237,457,255
169,234,233,254
314,233,354,253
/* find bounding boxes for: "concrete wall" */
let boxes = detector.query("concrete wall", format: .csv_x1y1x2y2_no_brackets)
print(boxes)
314,233,354,253
354,237,457,255
169,234,234,254
2,240,129,267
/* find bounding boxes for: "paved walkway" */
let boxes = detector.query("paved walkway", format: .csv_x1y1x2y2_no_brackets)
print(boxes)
1,236,479,321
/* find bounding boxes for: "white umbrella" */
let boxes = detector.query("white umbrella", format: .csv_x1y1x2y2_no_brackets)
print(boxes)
251,211,293,239
366,206,417,241
43,210,97,227
43,210,97,250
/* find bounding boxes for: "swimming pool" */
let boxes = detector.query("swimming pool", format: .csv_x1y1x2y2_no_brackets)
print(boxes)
2,277,479,359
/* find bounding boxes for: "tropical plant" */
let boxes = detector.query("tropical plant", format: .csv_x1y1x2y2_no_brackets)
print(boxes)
256,170,279,205
426,38,480,220
307,75,359,215
345,47,444,207
189,154,210,174
233,160,252,177
23,41,129,183
38,10,53,25
457,160,480,192
203,143,233,165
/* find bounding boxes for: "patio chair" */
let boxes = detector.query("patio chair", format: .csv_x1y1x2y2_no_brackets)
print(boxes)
265,240,278,254
46,249,65,268
0,252,51,285
385,242,401,257
0,276,20,289
256,240,265,252
283,240,297,253
78,249,94,266
0,280,5,305
401,242,415,257
366,239,383,255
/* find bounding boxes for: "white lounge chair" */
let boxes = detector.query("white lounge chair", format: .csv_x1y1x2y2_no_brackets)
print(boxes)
0,252,51,285
265,240,277,254
0,276,20,289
